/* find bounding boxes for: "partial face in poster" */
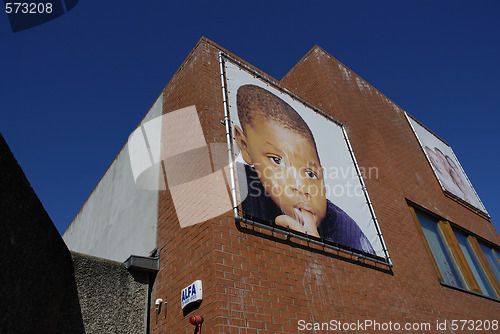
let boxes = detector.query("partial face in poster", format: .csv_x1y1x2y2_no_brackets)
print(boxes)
407,115,487,214
225,60,386,258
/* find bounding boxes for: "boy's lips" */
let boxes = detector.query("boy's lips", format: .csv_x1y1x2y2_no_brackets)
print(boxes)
294,202,313,213
292,202,315,226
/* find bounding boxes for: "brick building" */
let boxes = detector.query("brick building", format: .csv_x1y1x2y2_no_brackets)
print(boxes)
63,37,500,333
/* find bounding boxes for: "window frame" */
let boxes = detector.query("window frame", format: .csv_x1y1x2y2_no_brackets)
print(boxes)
469,238,500,296
409,204,500,300
438,220,482,293
409,206,444,282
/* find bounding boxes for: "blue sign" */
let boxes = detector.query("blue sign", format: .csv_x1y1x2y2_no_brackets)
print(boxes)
181,280,203,309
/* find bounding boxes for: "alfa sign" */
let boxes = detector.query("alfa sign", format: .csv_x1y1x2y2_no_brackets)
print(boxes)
181,280,203,309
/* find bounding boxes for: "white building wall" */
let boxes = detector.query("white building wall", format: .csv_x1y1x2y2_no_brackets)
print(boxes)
63,93,163,262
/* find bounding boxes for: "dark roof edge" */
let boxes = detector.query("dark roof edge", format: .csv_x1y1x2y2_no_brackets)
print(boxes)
124,254,159,273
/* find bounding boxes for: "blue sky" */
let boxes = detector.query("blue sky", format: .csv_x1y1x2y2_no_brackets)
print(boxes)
1,1,499,235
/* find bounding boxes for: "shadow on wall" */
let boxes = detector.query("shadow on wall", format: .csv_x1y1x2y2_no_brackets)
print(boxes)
0,133,151,334
0,133,85,333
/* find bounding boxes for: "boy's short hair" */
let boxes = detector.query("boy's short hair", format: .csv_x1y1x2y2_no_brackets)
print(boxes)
236,84,319,160
434,147,445,158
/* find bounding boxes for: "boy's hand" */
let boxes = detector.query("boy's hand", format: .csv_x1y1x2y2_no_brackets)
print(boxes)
275,211,320,237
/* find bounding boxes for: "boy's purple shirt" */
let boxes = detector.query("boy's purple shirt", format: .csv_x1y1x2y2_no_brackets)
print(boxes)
238,163,375,255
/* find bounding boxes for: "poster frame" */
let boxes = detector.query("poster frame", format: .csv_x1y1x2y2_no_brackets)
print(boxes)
219,52,392,266
404,112,489,218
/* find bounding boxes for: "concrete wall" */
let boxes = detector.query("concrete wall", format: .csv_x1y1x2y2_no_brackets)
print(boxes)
71,252,149,334
63,94,163,262
0,133,85,334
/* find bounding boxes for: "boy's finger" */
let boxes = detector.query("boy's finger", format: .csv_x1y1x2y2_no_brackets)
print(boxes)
293,208,315,229
275,215,320,238
275,215,301,230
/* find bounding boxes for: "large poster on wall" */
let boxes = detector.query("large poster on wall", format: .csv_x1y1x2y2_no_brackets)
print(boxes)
407,114,488,215
224,59,386,258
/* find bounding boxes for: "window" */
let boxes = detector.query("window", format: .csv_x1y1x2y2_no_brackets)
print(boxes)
410,205,500,300
478,243,500,285
454,232,497,298
413,210,466,289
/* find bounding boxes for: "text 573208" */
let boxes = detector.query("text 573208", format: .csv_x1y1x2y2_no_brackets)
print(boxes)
5,2,53,14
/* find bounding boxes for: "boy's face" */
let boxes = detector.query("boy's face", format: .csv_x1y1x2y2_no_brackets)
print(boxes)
434,149,451,172
446,156,467,188
235,119,327,226
426,148,445,175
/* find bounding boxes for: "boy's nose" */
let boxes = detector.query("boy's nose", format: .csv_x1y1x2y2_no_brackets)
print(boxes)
287,168,308,196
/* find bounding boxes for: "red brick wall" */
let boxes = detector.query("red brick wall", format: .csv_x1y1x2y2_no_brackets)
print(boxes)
150,38,500,334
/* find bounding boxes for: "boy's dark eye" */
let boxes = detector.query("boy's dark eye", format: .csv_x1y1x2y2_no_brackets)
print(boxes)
269,156,283,165
305,169,319,179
